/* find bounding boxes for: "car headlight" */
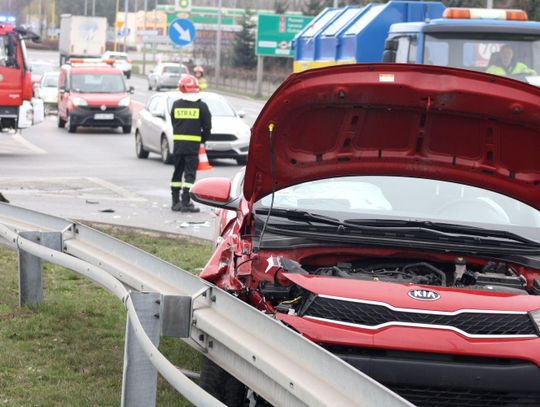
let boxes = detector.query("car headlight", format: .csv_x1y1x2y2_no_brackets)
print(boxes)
71,97,88,106
530,309,540,334
118,96,130,107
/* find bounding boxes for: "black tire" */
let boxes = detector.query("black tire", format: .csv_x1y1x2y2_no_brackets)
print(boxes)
235,156,248,166
135,131,149,159
66,114,77,133
155,82,161,92
161,135,172,164
123,125,132,134
57,114,66,128
126,71,131,79
148,82,152,91
200,356,247,407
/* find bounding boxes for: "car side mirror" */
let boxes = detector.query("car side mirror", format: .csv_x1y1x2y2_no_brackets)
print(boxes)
190,178,239,210
129,86,135,94
237,110,246,119
153,110,166,119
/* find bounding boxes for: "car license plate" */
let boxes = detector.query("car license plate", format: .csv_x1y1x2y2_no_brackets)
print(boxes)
94,113,114,120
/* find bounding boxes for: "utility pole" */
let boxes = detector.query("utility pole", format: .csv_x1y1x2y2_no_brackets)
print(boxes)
38,0,43,39
486,0,493,8
215,0,223,84
92,0,96,16
124,0,129,52
333,0,338,7
142,0,147,75
84,0,88,16
114,0,120,51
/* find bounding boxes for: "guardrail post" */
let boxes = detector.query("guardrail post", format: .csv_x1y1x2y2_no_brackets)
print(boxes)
18,231,62,306
121,291,161,407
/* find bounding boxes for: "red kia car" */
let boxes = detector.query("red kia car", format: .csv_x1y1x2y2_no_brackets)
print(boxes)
191,64,540,406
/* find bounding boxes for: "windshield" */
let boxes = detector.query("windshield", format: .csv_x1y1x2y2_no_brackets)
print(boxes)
0,34,18,68
41,74,59,87
71,73,126,93
163,65,182,74
424,33,540,84
107,54,127,60
255,176,540,241
167,95,236,117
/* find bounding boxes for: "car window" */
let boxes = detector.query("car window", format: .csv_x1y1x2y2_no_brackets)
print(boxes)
41,74,59,87
71,73,126,93
256,176,540,240
163,66,182,74
146,96,160,112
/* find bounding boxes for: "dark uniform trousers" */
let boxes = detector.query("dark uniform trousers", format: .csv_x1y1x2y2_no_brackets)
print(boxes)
171,153,198,205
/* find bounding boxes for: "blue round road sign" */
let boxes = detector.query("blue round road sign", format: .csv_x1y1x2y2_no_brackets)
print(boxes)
168,18,196,46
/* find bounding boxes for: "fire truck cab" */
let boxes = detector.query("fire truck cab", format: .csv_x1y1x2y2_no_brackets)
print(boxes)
0,19,43,131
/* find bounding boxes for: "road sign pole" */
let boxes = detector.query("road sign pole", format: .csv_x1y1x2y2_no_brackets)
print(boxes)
142,0,147,76
124,0,129,52
255,55,264,98
215,0,222,84
114,0,120,51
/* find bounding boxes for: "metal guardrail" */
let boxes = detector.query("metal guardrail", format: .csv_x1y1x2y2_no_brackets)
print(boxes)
0,202,413,407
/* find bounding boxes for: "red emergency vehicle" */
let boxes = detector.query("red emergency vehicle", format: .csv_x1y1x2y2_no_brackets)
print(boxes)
57,59,134,134
0,20,43,131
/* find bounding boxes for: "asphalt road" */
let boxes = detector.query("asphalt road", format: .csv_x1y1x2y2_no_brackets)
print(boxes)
0,49,266,240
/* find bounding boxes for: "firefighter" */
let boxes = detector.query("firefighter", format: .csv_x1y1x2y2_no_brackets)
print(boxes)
486,44,537,77
170,75,212,212
193,65,208,90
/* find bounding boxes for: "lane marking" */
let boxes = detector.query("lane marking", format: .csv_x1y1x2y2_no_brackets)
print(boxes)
85,177,147,202
12,132,47,154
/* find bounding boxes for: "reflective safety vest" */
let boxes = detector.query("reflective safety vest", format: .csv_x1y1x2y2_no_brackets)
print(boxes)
170,98,212,155
486,62,537,77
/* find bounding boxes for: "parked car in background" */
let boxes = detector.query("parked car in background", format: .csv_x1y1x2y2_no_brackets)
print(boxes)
37,71,59,113
135,91,249,165
147,63,189,91
102,51,132,79
57,59,134,133
28,60,56,94
189,64,540,406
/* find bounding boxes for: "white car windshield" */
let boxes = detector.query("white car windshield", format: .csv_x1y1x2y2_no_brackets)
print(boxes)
41,74,59,88
71,73,126,93
256,176,540,241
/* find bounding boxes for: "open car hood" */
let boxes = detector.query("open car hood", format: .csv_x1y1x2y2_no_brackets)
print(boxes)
244,64,540,210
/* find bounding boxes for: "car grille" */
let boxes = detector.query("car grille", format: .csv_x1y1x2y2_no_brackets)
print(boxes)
81,106,128,113
301,295,537,336
208,133,237,141
390,385,540,407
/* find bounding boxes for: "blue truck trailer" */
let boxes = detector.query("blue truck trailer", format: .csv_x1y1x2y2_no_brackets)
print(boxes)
293,1,540,84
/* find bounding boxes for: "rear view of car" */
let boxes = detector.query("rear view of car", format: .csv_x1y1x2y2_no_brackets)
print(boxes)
147,63,189,91
102,51,132,79
57,59,133,134
37,71,59,114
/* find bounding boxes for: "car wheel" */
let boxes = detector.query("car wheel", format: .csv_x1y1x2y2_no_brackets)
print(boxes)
66,113,77,133
200,356,247,407
161,135,172,164
57,114,66,128
123,125,132,134
235,156,248,166
126,71,131,79
155,82,161,92
135,131,149,159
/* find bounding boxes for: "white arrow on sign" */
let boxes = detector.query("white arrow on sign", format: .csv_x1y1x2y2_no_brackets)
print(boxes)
172,21,191,42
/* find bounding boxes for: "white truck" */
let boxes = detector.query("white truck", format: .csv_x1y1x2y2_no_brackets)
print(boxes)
59,15,107,65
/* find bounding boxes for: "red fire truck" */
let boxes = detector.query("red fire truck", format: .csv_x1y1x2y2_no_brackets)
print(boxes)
0,19,43,131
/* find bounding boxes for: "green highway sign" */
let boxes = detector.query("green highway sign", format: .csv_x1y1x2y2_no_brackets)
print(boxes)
256,14,313,57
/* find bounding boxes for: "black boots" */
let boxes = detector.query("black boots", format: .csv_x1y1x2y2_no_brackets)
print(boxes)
171,190,200,212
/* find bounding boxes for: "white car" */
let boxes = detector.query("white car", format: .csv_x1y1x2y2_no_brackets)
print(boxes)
135,92,250,165
102,51,132,79
37,71,59,113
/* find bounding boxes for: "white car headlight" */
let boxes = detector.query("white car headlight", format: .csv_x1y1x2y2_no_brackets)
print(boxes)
118,96,130,107
530,309,540,333
72,97,88,106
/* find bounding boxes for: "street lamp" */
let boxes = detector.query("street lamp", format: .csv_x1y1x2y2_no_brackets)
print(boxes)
215,0,222,83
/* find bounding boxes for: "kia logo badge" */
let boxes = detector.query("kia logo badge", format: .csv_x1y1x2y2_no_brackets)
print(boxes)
408,289,440,301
